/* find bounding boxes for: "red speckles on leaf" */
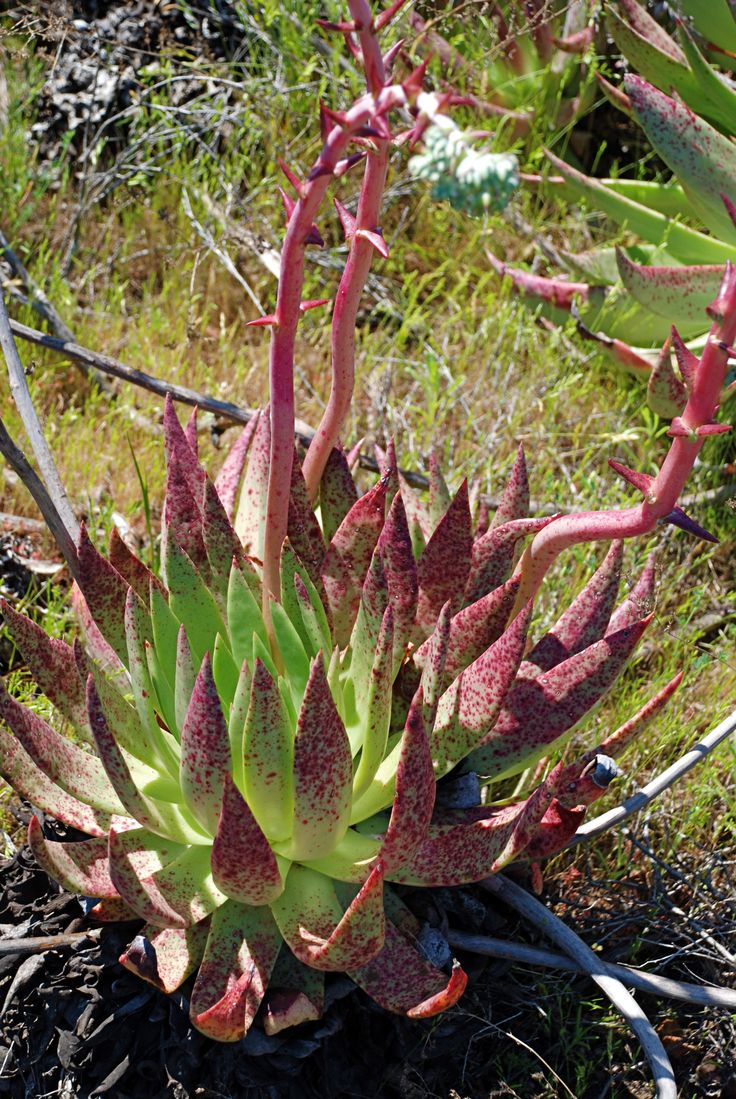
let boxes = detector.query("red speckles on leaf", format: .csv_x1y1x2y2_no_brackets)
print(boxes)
376,491,418,671
0,727,116,838
521,542,623,677
321,476,388,646
465,516,554,605
272,864,385,971
214,413,260,521
349,916,467,1016
0,598,89,735
211,774,284,905
120,921,209,994
491,444,529,529
76,525,132,664
607,554,656,633
467,615,653,778
431,601,532,776
319,445,360,544
190,901,282,1042
289,658,352,861
416,480,473,635
380,696,435,876
28,815,119,897
180,654,231,835
0,680,125,815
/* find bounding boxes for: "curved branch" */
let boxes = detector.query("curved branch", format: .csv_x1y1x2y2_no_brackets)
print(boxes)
482,874,677,1099
0,292,79,544
447,929,736,1009
570,707,736,846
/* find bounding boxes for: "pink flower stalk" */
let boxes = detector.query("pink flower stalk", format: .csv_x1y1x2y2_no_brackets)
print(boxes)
259,0,416,620
515,263,736,608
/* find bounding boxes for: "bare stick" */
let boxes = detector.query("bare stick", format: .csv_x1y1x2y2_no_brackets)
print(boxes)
482,874,677,1099
0,292,79,545
1,225,112,393
447,929,736,1009
571,706,736,846
0,418,80,581
0,931,99,956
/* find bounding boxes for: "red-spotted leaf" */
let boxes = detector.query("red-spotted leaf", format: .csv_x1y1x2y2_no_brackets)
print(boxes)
201,475,251,602
163,447,209,580
319,445,360,544
522,542,623,677
464,516,553,605
87,677,205,844
76,525,131,663
419,575,519,687
28,815,119,898
416,603,451,737
215,413,260,520
467,615,653,778
0,598,89,736
388,803,522,886
380,695,435,876
108,528,165,603
490,444,529,528
647,338,688,418
428,451,452,529
288,451,326,588
351,605,394,799
348,918,467,1016
180,654,231,835
108,827,190,928
271,864,384,971
321,475,389,646
607,554,656,633
262,950,325,1035
109,826,225,928
287,658,352,860
431,601,532,775
416,480,473,634
163,394,202,498
234,407,270,557
190,901,281,1042
211,774,284,905
0,681,126,815
0,727,118,838
120,921,209,993
377,491,418,673
242,659,293,843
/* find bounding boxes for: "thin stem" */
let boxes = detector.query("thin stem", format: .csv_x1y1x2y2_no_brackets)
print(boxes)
302,141,391,500
570,706,736,846
0,417,80,581
446,929,736,1009
514,264,736,609
0,292,80,545
482,874,677,1099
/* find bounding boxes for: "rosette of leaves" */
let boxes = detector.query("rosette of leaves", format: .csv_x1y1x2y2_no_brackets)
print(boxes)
0,395,673,1041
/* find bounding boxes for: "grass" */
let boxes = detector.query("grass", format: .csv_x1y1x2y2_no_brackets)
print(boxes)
1,3,735,1094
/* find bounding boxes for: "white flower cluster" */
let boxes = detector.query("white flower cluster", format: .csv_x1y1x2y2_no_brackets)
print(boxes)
409,121,519,217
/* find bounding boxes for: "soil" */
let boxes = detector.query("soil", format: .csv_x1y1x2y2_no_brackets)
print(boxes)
0,820,735,1099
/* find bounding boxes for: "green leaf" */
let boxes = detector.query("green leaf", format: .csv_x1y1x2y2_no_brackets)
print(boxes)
626,76,736,245
545,150,736,264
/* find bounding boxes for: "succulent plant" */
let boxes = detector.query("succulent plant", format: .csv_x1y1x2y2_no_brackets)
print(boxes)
489,0,736,402
1,0,734,1047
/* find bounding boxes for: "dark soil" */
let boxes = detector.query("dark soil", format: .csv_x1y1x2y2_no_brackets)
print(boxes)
0,820,735,1099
